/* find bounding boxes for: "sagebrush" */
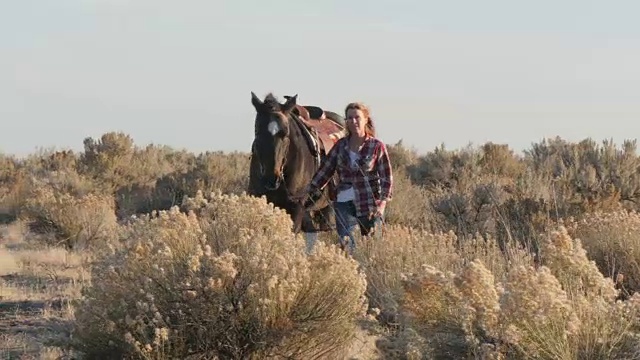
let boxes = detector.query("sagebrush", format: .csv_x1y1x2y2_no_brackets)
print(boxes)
2,133,640,359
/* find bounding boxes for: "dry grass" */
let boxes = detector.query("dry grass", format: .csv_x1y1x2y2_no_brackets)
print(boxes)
0,222,86,359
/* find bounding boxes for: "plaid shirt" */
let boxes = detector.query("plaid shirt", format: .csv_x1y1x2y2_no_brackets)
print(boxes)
310,136,393,218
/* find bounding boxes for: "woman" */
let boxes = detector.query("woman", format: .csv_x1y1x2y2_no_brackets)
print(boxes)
305,101,394,255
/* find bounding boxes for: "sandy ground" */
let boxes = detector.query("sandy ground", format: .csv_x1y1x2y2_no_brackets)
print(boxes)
342,323,384,360
0,222,83,359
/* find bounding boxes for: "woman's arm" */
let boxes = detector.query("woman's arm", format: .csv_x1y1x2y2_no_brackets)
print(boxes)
309,142,340,191
376,141,393,203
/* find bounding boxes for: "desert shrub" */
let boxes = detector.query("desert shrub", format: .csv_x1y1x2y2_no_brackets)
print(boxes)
19,179,117,250
524,137,640,215
382,226,640,359
399,138,640,247
354,226,462,327
0,156,24,222
386,140,419,170
38,149,78,172
79,132,137,192
566,210,640,297
112,146,196,218
0,153,20,196
8,130,640,359
354,224,533,329
384,170,440,230
534,227,640,360
431,175,513,236
114,150,251,219
71,192,367,360
30,169,99,198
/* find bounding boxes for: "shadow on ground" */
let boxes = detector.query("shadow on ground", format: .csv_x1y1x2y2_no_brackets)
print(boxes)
0,298,67,316
0,273,78,294
0,298,74,359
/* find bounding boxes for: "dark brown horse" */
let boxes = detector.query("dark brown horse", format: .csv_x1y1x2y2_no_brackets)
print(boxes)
247,92,345,241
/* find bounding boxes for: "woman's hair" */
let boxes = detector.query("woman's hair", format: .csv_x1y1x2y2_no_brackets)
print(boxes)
344,102,376,137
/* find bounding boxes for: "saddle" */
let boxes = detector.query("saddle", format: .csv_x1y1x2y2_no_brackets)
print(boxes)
288,100,346,219
291,103,346,158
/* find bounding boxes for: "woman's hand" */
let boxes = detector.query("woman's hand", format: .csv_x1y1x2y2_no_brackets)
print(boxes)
297,184,318,208
373,200,386,219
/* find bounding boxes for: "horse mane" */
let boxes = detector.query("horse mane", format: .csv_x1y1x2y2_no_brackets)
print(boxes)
262,93,283,113
259,93,308,147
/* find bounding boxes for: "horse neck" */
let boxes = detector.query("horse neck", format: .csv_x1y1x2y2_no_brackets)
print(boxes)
283,115,314,183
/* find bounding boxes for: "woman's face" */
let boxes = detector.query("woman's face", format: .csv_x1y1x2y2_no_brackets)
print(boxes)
346,108,368,137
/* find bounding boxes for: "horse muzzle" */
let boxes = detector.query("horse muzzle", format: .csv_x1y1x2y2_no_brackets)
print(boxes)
263,175,282,190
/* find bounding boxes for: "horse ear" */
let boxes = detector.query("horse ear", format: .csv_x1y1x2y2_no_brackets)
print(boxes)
251,91,263,111
282,94,297,113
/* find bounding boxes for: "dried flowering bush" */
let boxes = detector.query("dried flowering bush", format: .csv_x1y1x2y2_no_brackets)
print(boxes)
71,191,368,360
20,179,118,250
388,226,640,359
360,225,532,359
354,225,533,329
567,210,640,295
353,226,462,325
539,226,640,359
396,265,470,359
497,264,579,358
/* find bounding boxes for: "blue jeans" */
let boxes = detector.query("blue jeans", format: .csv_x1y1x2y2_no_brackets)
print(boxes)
334,201,383,255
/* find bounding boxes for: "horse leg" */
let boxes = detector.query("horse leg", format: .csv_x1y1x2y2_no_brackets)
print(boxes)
300,210,320,255
291,203,317,254
304,231,319,255
292,203,305,234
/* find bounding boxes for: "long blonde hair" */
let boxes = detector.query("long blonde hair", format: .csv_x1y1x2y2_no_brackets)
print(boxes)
344,102,376,137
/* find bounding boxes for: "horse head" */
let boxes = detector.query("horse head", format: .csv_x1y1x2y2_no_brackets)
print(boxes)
250,92,298,190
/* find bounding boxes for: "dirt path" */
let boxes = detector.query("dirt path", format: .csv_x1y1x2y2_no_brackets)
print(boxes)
0,224,82,359
342,323,383,360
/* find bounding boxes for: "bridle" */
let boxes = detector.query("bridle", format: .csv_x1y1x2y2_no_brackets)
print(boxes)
252,112,291,192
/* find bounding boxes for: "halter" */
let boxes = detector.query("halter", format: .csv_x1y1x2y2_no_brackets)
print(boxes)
251,111,292,192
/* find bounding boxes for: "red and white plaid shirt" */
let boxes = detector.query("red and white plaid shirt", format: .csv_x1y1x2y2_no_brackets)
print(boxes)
310,136,393,218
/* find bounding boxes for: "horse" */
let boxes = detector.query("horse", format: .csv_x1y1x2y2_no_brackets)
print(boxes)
247,92,346,249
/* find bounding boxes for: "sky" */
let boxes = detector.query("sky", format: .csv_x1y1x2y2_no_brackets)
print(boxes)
2,0,640,157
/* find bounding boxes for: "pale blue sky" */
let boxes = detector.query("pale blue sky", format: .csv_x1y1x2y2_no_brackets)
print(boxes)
2,0,640,157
